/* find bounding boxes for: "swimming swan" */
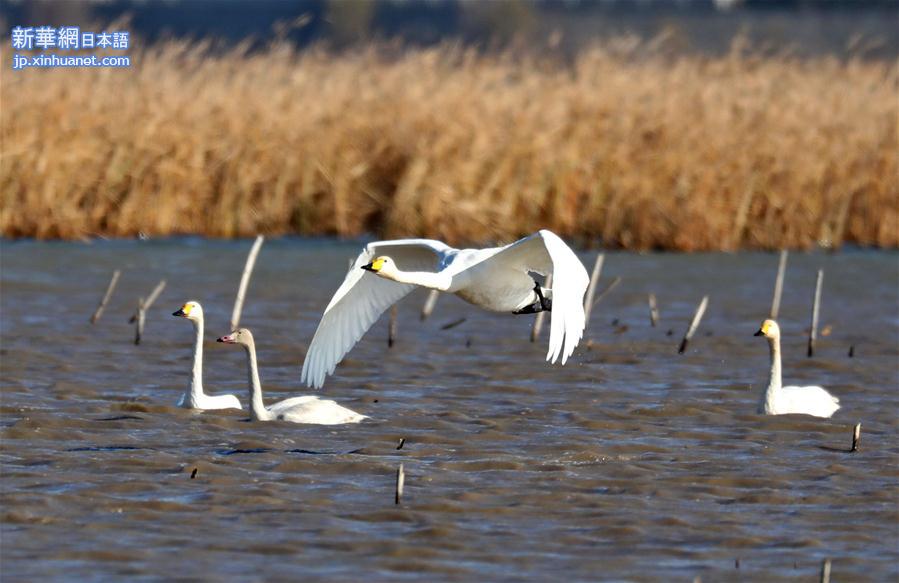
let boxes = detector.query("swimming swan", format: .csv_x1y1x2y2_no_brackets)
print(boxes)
301,229,590,388
172,301,243,410
218,329,367,424
754,319,840,418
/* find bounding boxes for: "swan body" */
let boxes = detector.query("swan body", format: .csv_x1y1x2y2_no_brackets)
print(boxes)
172,301,243,410
302,229,590,388
218,329,367,424
754,319,840,418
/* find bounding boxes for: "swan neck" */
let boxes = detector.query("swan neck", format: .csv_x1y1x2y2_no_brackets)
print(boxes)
766,336,783,395
244,340,271,421
388,269,452,291
190,317,204,400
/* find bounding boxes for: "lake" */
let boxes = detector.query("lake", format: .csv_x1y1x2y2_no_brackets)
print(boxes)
1,238,897,581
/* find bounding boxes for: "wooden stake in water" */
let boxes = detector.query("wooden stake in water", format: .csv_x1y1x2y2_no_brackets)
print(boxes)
129,279,167,323
145,279,167,310
530,273,552,343
131,279,167,345
134,297,146,345
582,253,605,329
395,463,405,505
678,296,709,354
90,269,121,324
807,269,823,357
231,235,265,331
819,558,831,583
388,305,398,348
592,276,621,307
440,317,466,331
420,289,440,321
770,250,788,319
648,293,659,327
850,422,861,452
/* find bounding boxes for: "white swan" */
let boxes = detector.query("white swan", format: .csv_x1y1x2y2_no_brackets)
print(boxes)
218,329,367,424
172,301,243,410
301,229,590,388
754,319,840,418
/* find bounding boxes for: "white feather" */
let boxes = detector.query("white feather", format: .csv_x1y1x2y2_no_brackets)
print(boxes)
301,230,589,388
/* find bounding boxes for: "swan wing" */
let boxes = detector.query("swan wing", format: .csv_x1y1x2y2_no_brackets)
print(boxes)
268,395,320,413
278,397,368,425
481,230,589,365
780,385,841,417
301,239,451,388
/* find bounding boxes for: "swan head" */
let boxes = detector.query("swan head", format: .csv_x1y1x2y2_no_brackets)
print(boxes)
173,301,203,321
361,256,397,279
754,319,780,339
217,328,254,346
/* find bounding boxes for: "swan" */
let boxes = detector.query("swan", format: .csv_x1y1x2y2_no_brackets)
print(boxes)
217,329,367,424
172,301,243,410
754,319,840,418
301,229,590,388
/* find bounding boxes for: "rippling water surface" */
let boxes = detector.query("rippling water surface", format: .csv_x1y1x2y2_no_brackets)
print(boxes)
1,239,897,581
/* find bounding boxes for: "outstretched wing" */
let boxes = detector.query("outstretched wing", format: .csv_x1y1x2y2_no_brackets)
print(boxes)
301,239,451,388
481,230,589,365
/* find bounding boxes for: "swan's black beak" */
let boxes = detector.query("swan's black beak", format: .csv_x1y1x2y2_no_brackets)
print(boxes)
173,309,186,317
361,262,376,272
753,329,764,336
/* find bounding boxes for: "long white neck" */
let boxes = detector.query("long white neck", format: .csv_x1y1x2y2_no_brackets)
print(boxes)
386,269,452,291
189,317,205,401
765,335,783,398
243,340,273,421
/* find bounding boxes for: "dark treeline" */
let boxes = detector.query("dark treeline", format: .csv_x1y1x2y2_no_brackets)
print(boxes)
2,0,896,58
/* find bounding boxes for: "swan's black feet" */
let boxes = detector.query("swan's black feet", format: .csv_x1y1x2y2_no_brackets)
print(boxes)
513,281,553,315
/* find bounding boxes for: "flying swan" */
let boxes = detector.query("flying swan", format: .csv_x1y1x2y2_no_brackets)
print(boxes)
218,329,367,424
172,301,243,410
754,319,840,418
301,229,590,388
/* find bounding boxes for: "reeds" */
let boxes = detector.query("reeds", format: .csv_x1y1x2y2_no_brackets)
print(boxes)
1,39,896,250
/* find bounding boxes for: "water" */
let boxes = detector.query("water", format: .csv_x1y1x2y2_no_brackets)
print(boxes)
1,239,897,581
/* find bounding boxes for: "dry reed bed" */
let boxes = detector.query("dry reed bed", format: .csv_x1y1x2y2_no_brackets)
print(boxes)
1,41,896,250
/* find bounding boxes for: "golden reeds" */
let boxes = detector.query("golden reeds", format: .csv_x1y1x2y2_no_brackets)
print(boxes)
1,40,896,250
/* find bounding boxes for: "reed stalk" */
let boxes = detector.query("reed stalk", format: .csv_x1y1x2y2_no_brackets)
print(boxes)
231,235,264,331
770,250,788,319
395,463,405,505
134,297,145,345
678,295,709,354
808,269,823,357
582,254,604,329
421,290,440,321
388,305,398,348
592,277,621,307
90,269,121,324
